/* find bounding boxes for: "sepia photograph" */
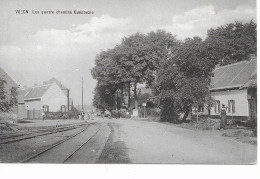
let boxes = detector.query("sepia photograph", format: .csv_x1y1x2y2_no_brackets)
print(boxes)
0,0,258,177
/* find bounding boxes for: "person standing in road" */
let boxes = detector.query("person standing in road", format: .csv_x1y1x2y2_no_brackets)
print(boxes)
219,104,227,130
81,111,85,120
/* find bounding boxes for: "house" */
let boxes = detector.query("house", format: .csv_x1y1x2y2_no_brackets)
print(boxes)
196,58,257,121
18,81,70,119
0,66,18,112
43,78,71,110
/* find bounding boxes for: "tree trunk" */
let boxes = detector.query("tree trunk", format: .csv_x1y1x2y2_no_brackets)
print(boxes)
115,90,118,110
196,106,199,123
182,109,190,122
121,85,124,108
134,82,138,109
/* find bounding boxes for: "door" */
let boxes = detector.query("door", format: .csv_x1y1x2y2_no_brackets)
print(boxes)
248,99,257,121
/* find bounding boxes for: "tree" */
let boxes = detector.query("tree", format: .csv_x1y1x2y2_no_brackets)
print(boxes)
205,21,257,66
92,83,115,112
91,30,180,111
0,78,8,111
113,31,180,109
0,78,18,112
156,37,215,122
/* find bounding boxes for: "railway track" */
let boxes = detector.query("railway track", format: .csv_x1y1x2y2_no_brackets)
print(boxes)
0,122,89,144
21,123,101,163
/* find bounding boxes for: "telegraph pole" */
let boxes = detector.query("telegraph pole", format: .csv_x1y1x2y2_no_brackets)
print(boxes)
82,77,83,111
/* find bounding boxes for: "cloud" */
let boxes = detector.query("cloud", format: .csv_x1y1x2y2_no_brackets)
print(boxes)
146,5,256,40
0,7,256,104
0,15,133,104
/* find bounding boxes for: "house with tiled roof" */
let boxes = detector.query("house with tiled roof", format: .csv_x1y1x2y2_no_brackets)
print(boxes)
197,58,257,121
18,81,69,119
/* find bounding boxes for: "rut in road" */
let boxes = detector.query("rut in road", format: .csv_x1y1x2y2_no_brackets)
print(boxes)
97,122,130,164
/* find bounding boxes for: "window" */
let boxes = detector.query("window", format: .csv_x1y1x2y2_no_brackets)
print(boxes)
198,105,204,112
43,105,49,112
215,100,220,114
61,105,66,112
228,100,235,114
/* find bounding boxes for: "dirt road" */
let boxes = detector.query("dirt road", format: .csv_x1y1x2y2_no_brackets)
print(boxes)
99,118,256,164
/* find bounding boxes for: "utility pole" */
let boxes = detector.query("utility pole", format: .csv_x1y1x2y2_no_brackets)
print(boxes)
82,77,83,111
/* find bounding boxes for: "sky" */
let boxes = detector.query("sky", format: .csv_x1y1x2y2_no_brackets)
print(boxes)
0,0,256,105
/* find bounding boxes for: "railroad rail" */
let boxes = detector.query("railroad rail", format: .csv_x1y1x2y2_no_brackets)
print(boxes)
21,123,100,163
0,122,88,144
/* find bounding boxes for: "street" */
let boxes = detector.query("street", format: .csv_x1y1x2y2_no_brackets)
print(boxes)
0,118,256,164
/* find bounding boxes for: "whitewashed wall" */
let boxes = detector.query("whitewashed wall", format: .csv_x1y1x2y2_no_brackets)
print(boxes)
210,89,248,117
41,83,67,112
25,100,42,110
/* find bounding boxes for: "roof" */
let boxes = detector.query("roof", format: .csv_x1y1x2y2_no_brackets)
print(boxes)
44,78,68,90
17,88,31,103
138,87,152,95
18,84,51,102
210,59,257,91
24,85,51,100
43,78,69,96
241,70,257,89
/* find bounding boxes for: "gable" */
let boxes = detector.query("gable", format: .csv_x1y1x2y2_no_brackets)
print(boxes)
43,78,69,95
41,82,67,102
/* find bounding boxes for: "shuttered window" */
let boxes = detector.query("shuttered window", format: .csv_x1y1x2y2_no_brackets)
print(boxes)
43,105,49,112
215,100,220,114
228,100,235,113
61,105,66,112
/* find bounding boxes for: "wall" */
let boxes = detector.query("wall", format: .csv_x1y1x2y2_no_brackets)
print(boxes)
27,109,43,119
41,83,67,112
210,89,248,117
17,104,27,119
24,99,42,110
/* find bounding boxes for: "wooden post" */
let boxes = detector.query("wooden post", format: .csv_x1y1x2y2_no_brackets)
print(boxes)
196,106,199,123
128,82,131,108
81,77,83,111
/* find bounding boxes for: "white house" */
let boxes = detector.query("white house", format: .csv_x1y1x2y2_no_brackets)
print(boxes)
195,58,257,121
18,81,69,119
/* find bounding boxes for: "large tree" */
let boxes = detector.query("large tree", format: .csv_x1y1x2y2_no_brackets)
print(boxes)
0,78,17,112
157,37,215,122
92,30,179,111
205,21,257,66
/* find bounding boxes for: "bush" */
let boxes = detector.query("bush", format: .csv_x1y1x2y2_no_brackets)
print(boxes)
43,110,80,120
119,108,130,118
160,103,179,122
138,107,161,118
111,109,130,118
111,110,120,118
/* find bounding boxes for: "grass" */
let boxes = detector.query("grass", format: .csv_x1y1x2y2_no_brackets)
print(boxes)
222,129,257,146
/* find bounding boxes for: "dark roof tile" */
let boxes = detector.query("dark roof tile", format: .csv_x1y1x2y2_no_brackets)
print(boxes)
210,59,256,91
